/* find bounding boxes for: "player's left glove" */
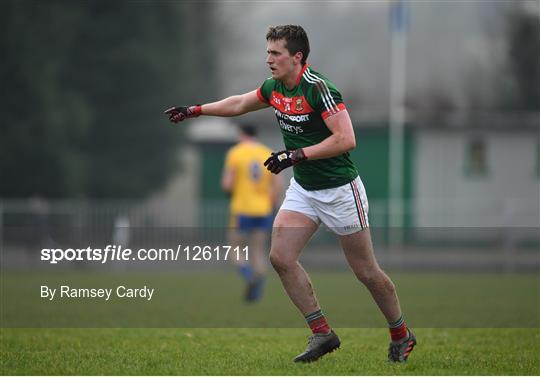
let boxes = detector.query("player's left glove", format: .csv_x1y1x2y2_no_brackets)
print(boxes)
164,105,202,123
264,149,307,174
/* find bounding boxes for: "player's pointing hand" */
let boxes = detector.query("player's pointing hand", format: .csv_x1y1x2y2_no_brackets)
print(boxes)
164,105,202,123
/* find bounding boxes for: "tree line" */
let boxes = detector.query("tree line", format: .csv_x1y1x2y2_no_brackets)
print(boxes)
0,0,217,198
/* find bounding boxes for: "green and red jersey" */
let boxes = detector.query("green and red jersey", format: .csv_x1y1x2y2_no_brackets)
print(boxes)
257,65,358,190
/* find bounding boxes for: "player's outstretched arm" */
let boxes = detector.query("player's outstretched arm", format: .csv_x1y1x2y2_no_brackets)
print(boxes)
263,110,356,174
165,90,268,123
202,90,269,117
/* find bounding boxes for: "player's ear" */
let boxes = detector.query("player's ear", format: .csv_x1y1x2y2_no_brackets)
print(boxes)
294,51,303,64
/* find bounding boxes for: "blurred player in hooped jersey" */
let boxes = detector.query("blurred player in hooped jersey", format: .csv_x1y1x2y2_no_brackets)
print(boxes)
221,124,282,302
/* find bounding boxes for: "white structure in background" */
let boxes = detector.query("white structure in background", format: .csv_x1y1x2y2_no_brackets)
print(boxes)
187,117,238,143
414,128,539,228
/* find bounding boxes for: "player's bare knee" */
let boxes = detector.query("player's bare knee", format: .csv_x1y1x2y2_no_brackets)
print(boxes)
355,267,386,287
356,271,375,286
269,251,294,273
269,251,285,272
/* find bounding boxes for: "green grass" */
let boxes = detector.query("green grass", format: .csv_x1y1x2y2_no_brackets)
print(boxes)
2,271,539,327
1,328,539,375
1,271,539,374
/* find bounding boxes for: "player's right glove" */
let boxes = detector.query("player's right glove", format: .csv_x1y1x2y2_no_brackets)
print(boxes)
264,149,307,174
164,105,202,123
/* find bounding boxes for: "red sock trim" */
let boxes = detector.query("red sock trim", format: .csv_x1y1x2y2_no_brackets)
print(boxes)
309,316,331,334
390,324,408,341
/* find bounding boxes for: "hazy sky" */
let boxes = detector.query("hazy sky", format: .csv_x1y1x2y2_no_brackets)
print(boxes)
214,1,535,117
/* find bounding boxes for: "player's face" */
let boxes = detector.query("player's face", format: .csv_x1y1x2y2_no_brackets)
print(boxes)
266,39,296,82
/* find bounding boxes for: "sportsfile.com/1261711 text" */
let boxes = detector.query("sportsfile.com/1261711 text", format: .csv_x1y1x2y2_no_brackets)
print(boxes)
40,245,249,264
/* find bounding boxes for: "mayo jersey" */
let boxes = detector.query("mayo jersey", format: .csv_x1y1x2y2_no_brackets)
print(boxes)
225,141,274,216
257,65,358,190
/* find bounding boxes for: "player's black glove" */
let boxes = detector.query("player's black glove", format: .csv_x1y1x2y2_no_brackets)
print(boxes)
264,149,307,174
164,105,202,123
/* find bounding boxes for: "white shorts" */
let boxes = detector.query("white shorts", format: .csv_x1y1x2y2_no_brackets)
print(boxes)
280,176,370,235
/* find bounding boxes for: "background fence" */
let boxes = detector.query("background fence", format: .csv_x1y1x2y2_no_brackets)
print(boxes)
2,198,538,272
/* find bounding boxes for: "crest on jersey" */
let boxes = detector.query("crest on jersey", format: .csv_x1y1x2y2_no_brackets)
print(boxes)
283,97,292,112
295,98,304,112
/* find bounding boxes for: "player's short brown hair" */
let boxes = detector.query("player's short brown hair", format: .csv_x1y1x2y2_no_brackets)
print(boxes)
266,25,310,65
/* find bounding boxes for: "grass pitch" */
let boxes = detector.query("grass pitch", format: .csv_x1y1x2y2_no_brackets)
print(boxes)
2,271,538,327
1,328,539,375
1,271,539,374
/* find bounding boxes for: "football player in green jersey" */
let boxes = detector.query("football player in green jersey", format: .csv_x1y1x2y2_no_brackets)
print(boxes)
165,24,416,363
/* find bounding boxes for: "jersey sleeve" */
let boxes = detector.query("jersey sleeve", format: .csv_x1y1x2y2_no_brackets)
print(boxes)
310,79,347,120
257,78,275,104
